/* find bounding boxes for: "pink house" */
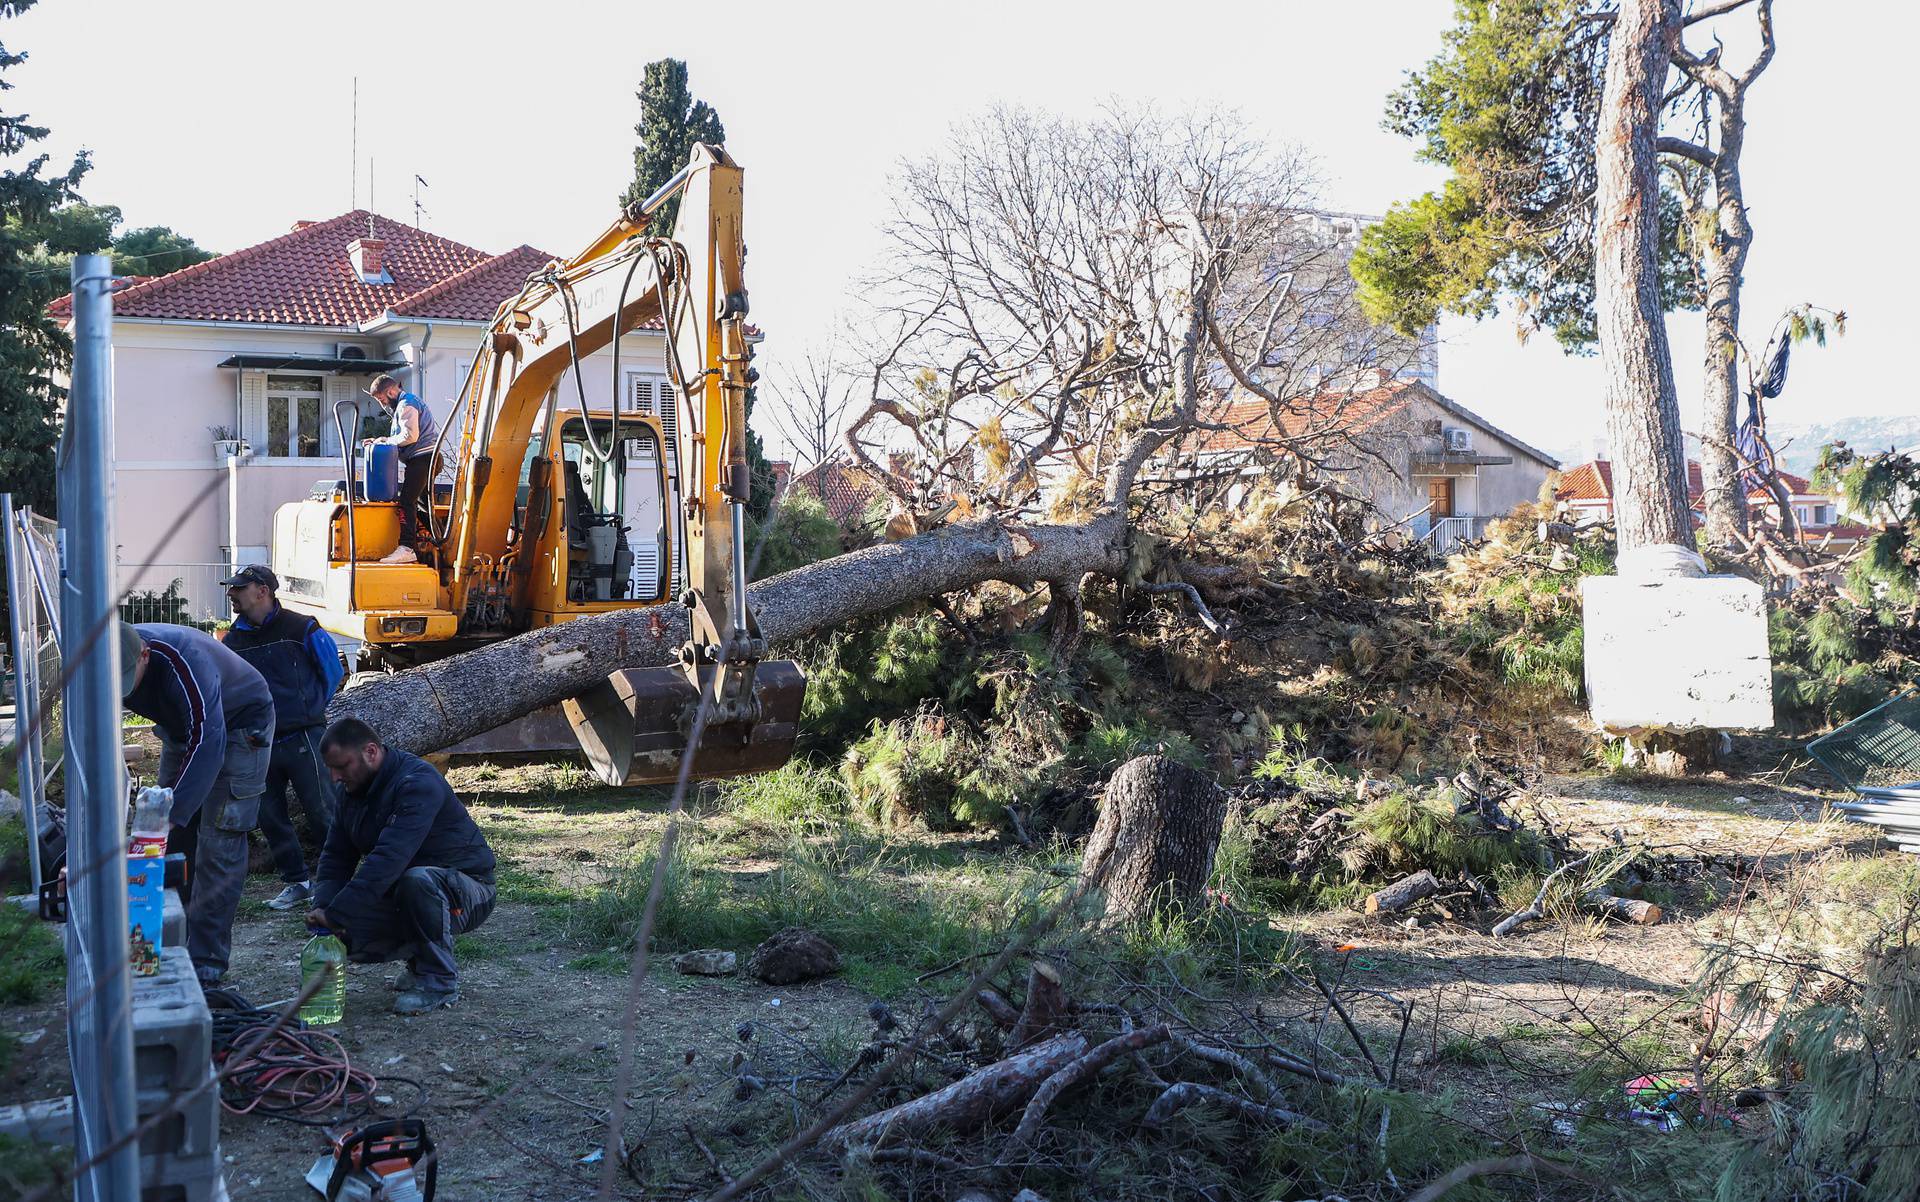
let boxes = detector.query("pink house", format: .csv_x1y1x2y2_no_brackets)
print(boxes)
49,212,679,623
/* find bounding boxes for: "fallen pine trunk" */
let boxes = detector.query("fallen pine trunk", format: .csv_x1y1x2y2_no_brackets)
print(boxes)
1365,871,1442,916
330,515,1128,754
821,1032,1090,1150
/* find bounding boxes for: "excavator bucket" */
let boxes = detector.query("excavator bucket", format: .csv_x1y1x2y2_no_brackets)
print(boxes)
561,661,806,788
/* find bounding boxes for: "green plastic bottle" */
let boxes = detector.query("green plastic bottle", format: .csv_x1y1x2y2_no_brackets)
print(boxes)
298,935,347,1026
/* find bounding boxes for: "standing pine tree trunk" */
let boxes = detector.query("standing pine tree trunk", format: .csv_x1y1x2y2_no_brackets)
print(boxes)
1595,0,1694,555
1680,2,1779,550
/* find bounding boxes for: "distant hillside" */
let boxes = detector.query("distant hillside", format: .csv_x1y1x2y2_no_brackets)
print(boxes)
1769,416,1920,476
1547,416,1920,481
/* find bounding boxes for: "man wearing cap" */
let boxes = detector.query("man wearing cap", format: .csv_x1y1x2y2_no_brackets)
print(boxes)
219,565,344,912
363,373,440,565
121,623,276,985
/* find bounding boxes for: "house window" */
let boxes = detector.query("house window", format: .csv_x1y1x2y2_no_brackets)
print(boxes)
265,374,325,458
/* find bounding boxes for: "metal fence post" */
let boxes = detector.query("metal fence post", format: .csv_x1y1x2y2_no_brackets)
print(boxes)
60,253,140,1201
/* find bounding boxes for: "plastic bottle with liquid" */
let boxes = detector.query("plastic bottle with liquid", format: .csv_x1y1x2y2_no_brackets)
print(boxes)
298,934,347,1027
129,786,172,858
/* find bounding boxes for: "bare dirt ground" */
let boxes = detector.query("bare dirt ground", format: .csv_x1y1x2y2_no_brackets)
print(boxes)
1,752,1891,1200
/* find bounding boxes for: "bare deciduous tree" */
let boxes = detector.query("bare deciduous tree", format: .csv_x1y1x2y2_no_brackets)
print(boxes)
843,106,1415,535
765,338,853,469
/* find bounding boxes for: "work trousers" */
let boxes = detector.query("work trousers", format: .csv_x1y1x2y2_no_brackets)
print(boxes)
257,727,337,883
327,866,495,991
397,452,433,550
160,727,271,982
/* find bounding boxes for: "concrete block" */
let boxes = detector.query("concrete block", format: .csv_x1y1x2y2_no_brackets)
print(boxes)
131,946,212,1093
163,888,186,948
0,1078,219,1172
141,1163,229,1202
1581,573,1774,731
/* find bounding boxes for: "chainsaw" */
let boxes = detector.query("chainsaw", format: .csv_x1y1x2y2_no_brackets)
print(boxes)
304,1119,436,1202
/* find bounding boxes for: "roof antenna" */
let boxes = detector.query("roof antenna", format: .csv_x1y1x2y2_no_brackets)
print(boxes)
350,76,358,212
413,174,429,229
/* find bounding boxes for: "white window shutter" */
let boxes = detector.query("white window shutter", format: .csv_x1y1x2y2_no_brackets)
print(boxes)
239,371,268,447
322,376,357,458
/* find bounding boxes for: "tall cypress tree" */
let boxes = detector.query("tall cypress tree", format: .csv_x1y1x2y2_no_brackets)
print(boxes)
620,59,725,236
1,0,92,515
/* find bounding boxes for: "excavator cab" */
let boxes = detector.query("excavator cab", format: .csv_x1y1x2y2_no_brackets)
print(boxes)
272,144,806,788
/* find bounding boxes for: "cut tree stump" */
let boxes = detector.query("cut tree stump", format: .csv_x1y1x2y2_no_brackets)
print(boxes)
1078,755,1227,924
1365,871,1442,916
1007,961,1069,1051
821,1033,1089,1149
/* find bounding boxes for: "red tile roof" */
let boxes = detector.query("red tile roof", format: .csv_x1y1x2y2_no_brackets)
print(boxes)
1187,379,1559,469
787,460,891,522
1191,381,1417,455
45,213,668,330
1554,459,1816,503
100,212,492,326
387,244,553,321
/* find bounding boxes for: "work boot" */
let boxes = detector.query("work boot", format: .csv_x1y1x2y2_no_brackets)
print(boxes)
377,545,418,565
388,969,416,992
394,985,458,1015
267,881,312,911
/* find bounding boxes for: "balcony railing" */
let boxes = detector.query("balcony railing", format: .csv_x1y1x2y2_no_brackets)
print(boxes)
1425,516,1474,556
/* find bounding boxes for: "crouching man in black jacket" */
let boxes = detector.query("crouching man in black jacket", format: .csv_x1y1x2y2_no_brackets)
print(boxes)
306,717,496,1014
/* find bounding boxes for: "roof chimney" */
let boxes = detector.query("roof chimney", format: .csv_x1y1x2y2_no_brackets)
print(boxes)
348,235,390,284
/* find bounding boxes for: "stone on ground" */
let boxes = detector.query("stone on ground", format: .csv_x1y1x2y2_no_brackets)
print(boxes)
747,928,841,984
672,949,738,976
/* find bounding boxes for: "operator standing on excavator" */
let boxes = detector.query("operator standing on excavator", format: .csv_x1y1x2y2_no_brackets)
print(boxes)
363,373,440,565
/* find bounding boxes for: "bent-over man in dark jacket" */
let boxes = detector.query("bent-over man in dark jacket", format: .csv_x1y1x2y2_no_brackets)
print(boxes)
122,623,275,986
308,717,495,1014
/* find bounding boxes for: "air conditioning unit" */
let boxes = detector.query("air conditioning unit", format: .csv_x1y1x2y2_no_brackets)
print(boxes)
335,343,372,362
1444,427,1472,453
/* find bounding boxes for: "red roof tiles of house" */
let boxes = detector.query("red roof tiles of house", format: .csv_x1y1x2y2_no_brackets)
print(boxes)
788,460,889,523
1190,381,1417,455
1554,459,1814,503
44,212,666,329
1188,378,1560,468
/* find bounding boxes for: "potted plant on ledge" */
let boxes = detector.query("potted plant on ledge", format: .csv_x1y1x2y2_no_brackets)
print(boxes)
208,425,249,462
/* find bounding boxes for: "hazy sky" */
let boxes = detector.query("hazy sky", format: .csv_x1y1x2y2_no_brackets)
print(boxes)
13,0,1913,462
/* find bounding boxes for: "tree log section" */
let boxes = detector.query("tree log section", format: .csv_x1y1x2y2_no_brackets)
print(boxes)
1365,871,1442,916
329,515,1128,754
1582,889,1663,925
1078,755,1227,923
821,1032,1089,1150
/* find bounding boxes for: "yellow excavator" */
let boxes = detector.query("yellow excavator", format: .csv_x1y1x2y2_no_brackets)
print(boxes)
271,144,804,786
